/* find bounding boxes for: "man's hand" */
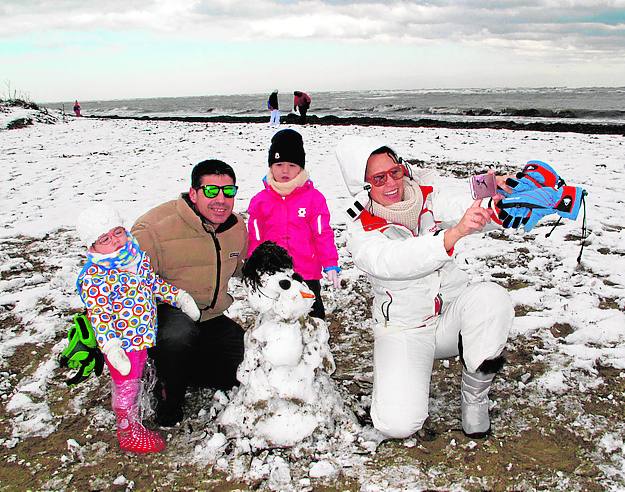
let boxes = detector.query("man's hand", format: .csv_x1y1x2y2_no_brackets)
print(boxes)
444,200,492,250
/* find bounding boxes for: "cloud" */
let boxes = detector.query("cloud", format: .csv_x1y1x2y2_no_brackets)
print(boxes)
1,0,624,59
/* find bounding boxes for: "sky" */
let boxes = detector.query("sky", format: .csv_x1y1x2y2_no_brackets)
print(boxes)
1,0,624,103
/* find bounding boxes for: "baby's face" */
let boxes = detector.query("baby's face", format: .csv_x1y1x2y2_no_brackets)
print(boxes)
90,226,128,254
271,162,302,183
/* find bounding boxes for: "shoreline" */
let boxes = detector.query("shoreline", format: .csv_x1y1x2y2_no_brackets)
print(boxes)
89,113,625,135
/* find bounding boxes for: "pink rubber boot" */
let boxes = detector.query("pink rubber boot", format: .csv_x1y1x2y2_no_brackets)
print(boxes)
108,349,166,453
112,378,166,454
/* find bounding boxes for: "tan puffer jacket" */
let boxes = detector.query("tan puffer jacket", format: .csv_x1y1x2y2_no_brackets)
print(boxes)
131,194,248,321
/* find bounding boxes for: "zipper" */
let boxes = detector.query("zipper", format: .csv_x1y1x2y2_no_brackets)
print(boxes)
208,229,222,309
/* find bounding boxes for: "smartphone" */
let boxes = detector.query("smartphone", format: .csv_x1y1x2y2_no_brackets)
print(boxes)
470,173,497,200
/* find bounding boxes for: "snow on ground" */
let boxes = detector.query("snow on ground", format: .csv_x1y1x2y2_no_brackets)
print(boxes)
0,106,624,490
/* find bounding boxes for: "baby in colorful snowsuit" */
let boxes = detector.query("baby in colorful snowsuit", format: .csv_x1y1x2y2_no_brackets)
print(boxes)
247,129,341,319
75,203,200,454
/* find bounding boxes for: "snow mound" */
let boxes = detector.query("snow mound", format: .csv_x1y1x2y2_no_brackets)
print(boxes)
1,100,59,130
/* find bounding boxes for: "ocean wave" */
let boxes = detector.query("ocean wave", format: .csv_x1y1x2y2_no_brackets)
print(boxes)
427,106,625,120
333,104,625,120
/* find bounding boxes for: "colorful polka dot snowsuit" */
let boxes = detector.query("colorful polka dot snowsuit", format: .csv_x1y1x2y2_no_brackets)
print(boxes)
78,252,179,351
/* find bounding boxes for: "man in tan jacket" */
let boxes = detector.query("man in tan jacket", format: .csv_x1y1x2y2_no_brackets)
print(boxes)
132,159,248,426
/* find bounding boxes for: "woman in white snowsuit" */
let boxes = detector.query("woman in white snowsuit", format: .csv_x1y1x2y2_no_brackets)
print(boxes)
335,136,514,439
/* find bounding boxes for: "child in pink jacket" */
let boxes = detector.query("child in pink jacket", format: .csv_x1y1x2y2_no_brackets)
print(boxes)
247,129,340,319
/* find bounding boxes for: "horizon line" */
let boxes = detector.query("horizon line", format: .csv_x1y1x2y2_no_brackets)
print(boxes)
38,85,625,105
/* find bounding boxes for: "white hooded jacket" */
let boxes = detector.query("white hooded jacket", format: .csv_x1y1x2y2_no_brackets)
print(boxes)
335,135,476,328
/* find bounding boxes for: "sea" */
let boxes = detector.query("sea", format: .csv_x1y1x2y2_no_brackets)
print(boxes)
48,87,625,126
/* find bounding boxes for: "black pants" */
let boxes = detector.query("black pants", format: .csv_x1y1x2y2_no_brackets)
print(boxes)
304,279,325,320
149,304,244,411
298,105,308,124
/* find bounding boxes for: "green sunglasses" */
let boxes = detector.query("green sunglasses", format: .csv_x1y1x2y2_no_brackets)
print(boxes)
198,184,239,198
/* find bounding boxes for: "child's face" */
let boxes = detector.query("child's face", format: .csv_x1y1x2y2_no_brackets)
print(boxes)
271,162,302,183
90,226,128,254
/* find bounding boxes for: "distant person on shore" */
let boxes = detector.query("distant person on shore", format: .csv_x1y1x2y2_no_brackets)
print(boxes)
131,160,248,427
293,91,312,124
247,129,341,320
267,89,280,127
73,100,81,117
75,203,200,453
335,136,515,440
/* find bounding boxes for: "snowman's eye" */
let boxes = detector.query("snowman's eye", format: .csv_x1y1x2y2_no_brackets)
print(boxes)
293,272,303,282
278,279,291,290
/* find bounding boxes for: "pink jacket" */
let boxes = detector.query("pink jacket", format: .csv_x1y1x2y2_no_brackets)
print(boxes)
294,92,311,108
247,179,339,280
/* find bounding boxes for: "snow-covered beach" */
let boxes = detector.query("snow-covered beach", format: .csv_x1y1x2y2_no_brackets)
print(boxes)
1,106,624,490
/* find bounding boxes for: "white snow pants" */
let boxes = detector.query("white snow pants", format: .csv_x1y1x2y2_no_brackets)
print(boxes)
270,109,281,126
370,281,514,439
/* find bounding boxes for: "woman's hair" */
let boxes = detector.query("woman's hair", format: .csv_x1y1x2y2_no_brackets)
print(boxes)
365,146,400,184
370,146,399,162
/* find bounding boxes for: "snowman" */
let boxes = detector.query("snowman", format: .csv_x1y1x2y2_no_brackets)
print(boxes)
218,241,356,448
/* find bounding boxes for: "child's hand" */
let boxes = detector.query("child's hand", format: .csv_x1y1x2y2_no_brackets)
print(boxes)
102,338,131,376
324,267,341,289
177,290,201,321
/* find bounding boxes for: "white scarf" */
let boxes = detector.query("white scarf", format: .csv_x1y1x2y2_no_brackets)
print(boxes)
368,179,424,232
267,169,309,196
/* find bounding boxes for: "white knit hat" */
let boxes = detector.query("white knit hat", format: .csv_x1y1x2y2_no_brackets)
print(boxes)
76,203,124,247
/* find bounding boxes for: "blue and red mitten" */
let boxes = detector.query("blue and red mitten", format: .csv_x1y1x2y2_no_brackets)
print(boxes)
492,160,565,228
501,160,564,196
498,185,586,232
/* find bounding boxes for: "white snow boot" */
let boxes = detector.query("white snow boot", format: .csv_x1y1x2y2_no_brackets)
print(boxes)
460,369,495,438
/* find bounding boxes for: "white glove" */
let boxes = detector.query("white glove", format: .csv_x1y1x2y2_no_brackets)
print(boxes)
177,289,201,321
102,338,131,376
325,269,341,289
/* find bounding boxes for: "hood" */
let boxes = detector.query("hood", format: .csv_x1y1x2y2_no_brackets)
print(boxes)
76,203,124,247
335,135,399,197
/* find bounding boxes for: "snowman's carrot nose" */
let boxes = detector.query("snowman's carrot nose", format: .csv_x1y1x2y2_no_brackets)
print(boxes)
300,291,315,299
